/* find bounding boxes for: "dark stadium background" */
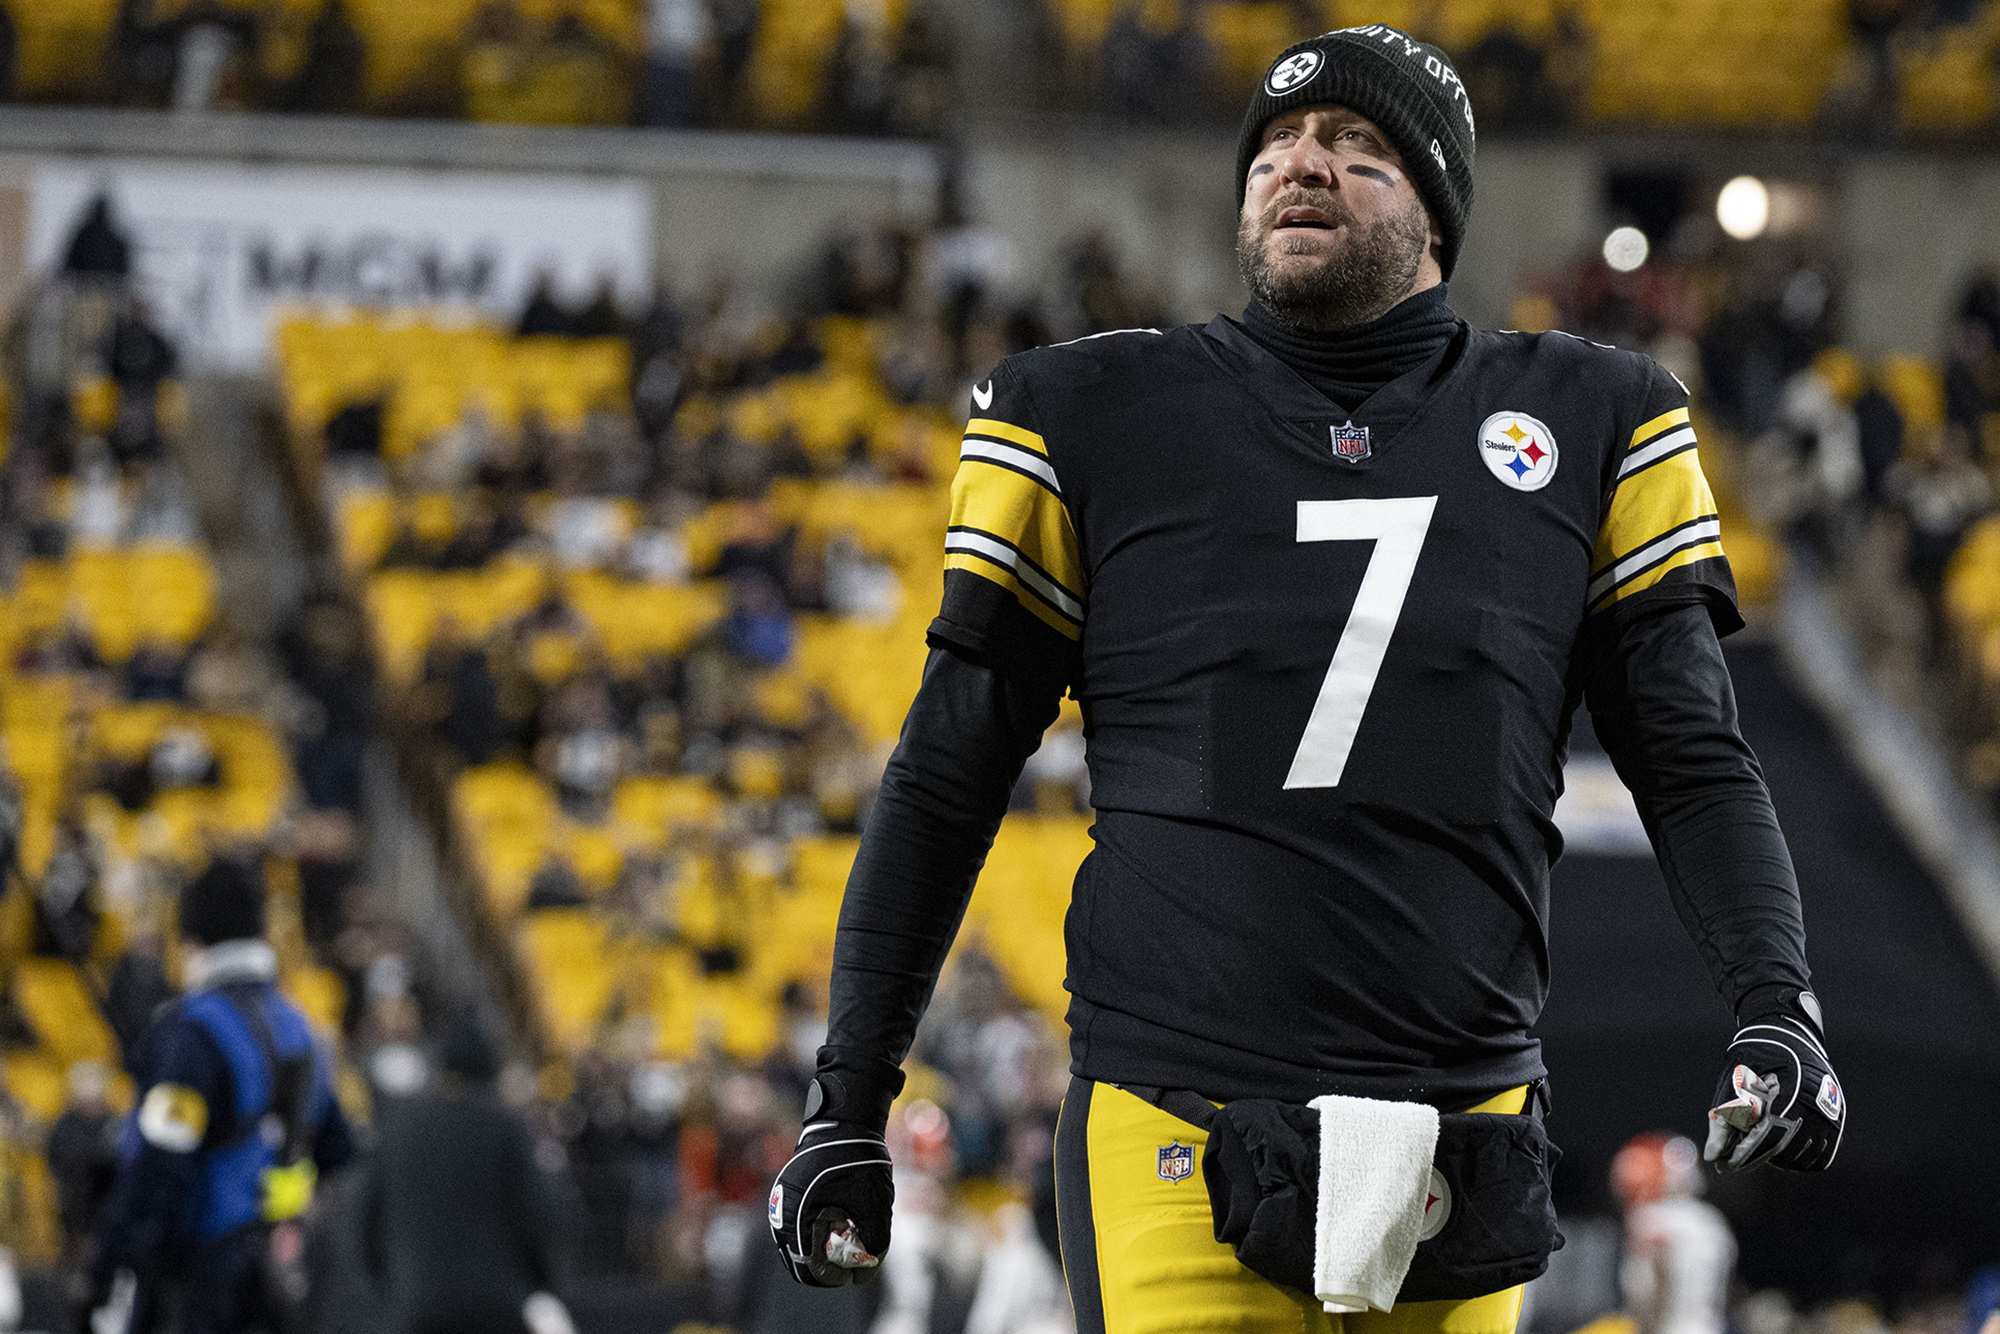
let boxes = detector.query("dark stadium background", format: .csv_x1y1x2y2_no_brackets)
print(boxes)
0,2,1997,1333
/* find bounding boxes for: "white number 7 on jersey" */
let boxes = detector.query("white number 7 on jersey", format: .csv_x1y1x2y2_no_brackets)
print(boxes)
1284,496,1439,789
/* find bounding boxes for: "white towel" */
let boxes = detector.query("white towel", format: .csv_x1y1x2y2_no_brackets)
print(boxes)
1308,1093,1441,1314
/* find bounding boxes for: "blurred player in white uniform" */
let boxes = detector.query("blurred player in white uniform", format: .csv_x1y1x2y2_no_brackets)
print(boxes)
1614,1133,1736,1334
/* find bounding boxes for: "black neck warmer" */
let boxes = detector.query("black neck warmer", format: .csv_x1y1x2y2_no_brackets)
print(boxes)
1240,285,1460,413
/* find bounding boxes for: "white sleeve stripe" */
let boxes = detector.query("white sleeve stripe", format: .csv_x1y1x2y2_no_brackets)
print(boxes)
1618,426,1699,479
945,530,1086,620
960,439,1062,493
1586,516,1722,604
1045,327,1162,348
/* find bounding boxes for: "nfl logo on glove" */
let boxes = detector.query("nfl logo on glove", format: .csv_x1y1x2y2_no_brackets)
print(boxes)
1331,423,1371,463
1157,1142,1195,1183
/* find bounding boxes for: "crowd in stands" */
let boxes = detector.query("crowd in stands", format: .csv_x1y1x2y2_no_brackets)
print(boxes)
8,175,2000,1334
0,194,399,1315
1039,0,2000,138
0,0,954,136
1502,164,2000,819
261,208,1149,1323
10,0,2000,142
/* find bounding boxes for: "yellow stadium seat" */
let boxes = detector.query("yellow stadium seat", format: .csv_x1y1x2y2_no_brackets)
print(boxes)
284,968,348,1037
610,777,725,846
128,547,218,646
1,1051,67,1125
12,0,122,96
13,958,120,1068
1879,355,1947,432
516,909,616,1054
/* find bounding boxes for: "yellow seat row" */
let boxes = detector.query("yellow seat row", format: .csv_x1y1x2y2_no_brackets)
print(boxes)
1,547,215,663
363,565,729,684
277,313,630,444
509,814,1087,1062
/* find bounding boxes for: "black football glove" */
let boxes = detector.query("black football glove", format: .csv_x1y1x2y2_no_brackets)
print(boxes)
769,1067,898,1287
1704,986,1845,1173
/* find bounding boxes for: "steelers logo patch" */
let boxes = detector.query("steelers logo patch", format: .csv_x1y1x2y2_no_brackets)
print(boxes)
1419,1167,1452,1241
1266,49,1323,95
1478,411,1558,492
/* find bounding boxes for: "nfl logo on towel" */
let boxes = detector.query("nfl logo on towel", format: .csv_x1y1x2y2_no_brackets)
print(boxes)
1157,1142,1194,1183
1331,423,1371,463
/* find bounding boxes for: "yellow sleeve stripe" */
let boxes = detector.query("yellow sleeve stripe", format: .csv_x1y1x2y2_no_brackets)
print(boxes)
966,417,1048,456
1589,531,1726,611
946,552,1084,640
1592,447,1719,574
949,455,1086,598
1630,406,1691,449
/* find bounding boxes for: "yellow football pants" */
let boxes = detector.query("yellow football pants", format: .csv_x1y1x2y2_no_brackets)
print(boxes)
1054,1079,1528,1334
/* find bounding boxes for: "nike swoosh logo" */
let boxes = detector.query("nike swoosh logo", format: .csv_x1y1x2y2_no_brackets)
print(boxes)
972,381,993,410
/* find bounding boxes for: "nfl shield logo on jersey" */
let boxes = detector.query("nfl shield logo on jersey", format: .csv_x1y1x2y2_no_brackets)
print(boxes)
1157,1142,1194,1183
1477,410,1559,491
1330,422,1372,463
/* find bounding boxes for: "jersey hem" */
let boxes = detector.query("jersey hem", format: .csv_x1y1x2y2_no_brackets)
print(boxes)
1066,995,1548,1110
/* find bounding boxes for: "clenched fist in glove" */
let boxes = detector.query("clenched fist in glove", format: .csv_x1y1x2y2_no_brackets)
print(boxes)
1705,985,1845,1172
769,1068,898,1286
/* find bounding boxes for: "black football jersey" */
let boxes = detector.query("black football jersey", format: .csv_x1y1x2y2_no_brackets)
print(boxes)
927,315,1739,1106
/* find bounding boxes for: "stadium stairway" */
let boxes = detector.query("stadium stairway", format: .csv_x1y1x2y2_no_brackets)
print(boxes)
1539,606,2000,1301
192,372,504,1013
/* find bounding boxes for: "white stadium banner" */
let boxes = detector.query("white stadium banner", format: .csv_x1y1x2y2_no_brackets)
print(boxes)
28,158,652,370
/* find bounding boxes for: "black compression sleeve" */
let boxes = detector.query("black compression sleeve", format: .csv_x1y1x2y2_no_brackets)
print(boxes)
817,645,1063,1124
1583,602,1812,1016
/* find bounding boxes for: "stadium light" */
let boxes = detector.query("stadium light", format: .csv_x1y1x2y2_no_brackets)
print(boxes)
1717,175,1770,240
1603,226,1649,273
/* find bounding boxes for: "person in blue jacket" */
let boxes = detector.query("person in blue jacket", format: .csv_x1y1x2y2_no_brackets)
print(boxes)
86,856,356,1334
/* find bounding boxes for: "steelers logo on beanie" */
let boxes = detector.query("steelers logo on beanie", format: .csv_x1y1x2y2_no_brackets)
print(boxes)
1236,25,1477,279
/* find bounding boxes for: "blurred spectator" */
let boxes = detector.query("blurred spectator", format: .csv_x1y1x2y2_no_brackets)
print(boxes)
1100,0,1205,125
88,858,357,1334
0,6,15,104
281,600,374,815
420,616,506,770
1891,427,1991,657
62,195,131,282
569,276,629,340
104,935,174,1073
965,1202,1070,1334
1947,273,2000,451
1457,25,1570,131
535,671,636,820
1749,351,1865,562
1613,1132,1735,1334
873,1098,979,1334
33,818,101,966
1847,0,1917,138
46,1061,120,1267
517,273,571,338
640,0,711,128
360,1008,574,1334
285,0,366,114
674,1071,787,1304
719,572,794,669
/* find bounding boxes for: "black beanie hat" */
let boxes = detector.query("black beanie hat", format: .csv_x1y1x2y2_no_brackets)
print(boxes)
179,857,266,947
1235,25,1477,279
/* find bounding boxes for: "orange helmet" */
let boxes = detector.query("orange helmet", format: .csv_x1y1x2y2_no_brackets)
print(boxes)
887,1099,954,1176
1612,1131,1701,1207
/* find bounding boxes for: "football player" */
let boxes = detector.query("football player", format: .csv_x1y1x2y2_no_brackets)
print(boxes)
770,24,1845,1334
